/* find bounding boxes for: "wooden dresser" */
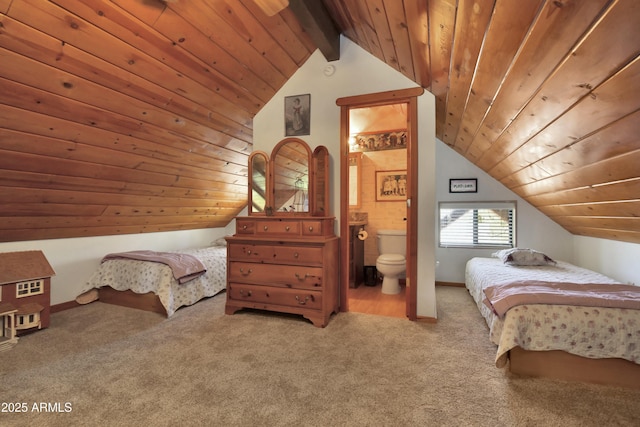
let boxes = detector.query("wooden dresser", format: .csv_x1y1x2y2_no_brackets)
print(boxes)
225,216,339,327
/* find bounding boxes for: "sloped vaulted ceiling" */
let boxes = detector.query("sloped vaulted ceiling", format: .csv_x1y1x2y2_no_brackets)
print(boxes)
0,0,316,241
0,0,638,244
324,0,640,244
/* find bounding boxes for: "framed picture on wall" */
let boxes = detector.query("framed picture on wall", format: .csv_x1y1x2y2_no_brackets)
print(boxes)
449,178,478,193
350,129,407,152
284,94,310,136
375,170,407,201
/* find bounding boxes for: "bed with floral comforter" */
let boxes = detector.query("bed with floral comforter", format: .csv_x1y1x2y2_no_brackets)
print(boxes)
465,256,640,368
79,246,226,317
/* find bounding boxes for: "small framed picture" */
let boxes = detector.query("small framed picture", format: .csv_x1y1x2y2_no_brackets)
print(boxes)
449,178,477,193
284,94,310,136
376,170,407,202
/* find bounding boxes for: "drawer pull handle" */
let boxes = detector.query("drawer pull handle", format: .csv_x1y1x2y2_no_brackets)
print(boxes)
263,226,268,231
308,226,314,232
295,273,310,280
240,268,252,275
246,250,252,255
285,226,290,231
239,290,252,297
295,295,313,305
294,252,299,258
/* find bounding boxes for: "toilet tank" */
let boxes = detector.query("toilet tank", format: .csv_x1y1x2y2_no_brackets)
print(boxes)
376,229,406,256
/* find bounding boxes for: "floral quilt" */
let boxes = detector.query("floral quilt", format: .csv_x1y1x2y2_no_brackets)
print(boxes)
465,257,640,367
81,246,227,317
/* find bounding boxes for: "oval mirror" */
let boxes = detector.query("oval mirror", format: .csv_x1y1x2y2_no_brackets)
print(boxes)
248,151,269,215
271,138,311,213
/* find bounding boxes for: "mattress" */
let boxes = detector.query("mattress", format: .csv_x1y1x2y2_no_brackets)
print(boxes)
465,257,640,367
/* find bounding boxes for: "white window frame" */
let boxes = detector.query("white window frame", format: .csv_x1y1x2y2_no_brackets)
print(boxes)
16,279,44,298
438,201,516,249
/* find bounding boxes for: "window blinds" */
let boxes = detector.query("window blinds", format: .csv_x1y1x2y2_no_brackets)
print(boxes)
439,201,516,248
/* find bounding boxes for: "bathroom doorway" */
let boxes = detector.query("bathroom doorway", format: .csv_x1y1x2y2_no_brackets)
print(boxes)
337,88,423,320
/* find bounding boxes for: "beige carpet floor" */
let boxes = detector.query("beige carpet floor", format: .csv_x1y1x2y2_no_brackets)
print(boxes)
1,286,639,427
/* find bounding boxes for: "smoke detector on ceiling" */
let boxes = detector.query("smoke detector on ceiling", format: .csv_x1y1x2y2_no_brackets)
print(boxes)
323,64,336,77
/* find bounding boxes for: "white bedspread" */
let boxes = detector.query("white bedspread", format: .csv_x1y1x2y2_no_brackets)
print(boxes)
81,246,227,317
465,257,640,367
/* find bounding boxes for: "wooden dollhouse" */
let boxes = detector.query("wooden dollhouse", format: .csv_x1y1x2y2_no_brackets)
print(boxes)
0,251,56,341
0,302,18,351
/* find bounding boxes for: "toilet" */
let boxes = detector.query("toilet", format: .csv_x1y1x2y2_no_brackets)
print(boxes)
375,229,406,295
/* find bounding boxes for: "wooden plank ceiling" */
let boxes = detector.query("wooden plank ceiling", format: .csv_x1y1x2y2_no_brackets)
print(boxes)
0,0,638,244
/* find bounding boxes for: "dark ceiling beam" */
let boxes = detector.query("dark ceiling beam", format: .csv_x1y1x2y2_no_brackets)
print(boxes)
288,0,341,61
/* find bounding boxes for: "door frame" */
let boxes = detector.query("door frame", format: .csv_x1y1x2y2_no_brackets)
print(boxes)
336,87,424,320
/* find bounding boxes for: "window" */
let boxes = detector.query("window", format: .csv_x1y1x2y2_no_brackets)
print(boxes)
16,312,40,329
439,201,515,248
16,280,44,298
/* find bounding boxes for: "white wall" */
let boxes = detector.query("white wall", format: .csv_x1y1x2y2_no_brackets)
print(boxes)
434,140,640,285
0,225,234,305
574,236,640,286
434,139,575,283
253,36,438,317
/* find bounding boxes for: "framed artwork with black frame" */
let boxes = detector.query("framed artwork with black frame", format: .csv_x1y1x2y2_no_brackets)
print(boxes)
449,178,478,193
375,170,407,201
284,94,310,136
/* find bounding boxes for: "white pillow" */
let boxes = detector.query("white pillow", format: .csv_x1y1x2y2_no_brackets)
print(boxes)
492,248,556,266
211,236,229,247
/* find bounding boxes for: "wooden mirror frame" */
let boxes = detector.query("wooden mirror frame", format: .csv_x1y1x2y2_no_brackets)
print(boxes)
247,150,269,216
312,145,330,216
247,138,330,217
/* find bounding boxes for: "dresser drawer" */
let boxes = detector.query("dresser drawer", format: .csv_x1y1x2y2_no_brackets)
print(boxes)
228,283,323,310
234,217,334,237
228,243,274,262
302,220,325,236
255,220,300,236
273,245,323,265
228,261,322,288
228,243,323,266
236,219,255,234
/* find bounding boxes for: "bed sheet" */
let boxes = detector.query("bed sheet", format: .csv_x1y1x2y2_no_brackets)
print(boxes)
81,246,227,317
465,257,640,367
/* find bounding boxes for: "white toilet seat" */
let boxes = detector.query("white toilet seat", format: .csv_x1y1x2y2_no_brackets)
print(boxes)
377,254,405,265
